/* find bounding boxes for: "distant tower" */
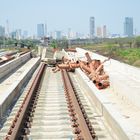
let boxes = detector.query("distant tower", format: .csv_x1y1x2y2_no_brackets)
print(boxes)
103,25,107,38
0,26,5,37
23,30,28,39
96,27,102,38
124,17,133,37
134,28,137,36
89,17,95,39
16,29,22,40
68,28,71,39
55,31,62,40
44,23,47,36
6,20,10,38
37,24,45,38
67,28,75,39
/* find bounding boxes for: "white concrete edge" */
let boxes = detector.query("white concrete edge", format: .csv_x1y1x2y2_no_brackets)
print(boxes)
0,52,31,68
0,57,40,118
75,68,135,140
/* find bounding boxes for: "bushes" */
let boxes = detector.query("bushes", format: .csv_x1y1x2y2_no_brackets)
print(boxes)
117,48,140,64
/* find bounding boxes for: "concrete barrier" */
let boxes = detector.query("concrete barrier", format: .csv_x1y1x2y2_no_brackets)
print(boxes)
75,48,140,108
0,57,40,120
75,69,133,140
0,52,31,80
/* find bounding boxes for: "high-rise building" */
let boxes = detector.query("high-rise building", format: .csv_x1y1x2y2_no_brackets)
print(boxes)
124,17,133,37
90,17,95,39
10,29,22,39
37,24,46,38
44,24,47,36
16,29,22,40
68,28,72,39
0,26,5,37
55,31,62,40
96,27,102,38
23,30,28,39
103,25,107,38
6,20,10,37
11,31,16,39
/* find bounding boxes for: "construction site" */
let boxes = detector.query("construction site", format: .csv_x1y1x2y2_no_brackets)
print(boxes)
0,46,140,140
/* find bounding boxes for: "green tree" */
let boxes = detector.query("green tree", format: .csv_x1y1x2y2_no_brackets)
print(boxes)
50,40,57,49
134,36,140,48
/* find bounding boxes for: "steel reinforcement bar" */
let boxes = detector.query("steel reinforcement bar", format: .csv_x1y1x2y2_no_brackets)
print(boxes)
4,63,46,140
61,69,97,140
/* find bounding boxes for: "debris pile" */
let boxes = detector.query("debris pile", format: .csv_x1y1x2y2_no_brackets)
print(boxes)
64,48,77,52
0,55,15,65
52,52,110,89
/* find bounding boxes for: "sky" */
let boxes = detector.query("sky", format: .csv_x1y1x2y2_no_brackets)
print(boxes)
0,0,140,36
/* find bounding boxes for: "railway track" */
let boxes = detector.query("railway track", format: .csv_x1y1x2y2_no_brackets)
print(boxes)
0,62,114,140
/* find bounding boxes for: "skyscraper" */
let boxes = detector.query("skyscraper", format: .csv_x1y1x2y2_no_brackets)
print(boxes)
0,26,5,37
44,24,47,36
23,30,28,39
103,25,107,38
6,20,10,38
16,29,22,40
37,24,46,38
90,17,95,39
55,31,62,40
124,17,133,37
96,27,102,38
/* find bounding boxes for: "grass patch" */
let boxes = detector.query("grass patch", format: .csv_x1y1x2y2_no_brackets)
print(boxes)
117,48,140,64
77,43,140,67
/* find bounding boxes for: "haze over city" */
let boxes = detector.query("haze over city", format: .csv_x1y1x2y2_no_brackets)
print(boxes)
0,0,140,36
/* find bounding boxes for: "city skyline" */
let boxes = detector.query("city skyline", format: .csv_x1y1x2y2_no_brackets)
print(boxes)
0,18,136,39
0,0,140,36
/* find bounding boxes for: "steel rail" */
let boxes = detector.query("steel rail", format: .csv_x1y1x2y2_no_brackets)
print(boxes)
4,64,96,140
61,69,96,140
4,63,46,140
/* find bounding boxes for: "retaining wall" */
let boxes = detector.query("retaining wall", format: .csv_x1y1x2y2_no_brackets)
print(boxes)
0,57,40,119
0,52,31,80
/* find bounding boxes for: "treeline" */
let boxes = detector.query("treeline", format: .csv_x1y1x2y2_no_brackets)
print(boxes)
100,36,140,48
50,39,68,49
0,37,40,49
78,36,140,67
